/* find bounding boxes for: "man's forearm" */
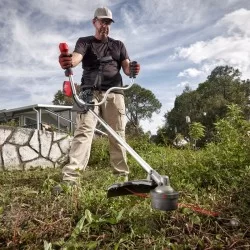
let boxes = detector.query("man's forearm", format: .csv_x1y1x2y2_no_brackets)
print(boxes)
121,59,130,76
71,52,83,67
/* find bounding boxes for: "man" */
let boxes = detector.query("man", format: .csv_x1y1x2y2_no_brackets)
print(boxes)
56,7,140,190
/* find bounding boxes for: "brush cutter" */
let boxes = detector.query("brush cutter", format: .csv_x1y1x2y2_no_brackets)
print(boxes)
59,43,179,211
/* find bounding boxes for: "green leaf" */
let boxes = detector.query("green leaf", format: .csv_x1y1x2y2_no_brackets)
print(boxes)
44,240,53,250
85,209,93,224
116,208,125,222
103,217,117,225
181,207,192,215
71,215,86,239
114,238,124,250
190,215,201,225
87,241,98,249
216,234,222,240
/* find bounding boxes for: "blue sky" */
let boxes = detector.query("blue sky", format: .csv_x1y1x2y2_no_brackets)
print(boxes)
1,0,250,134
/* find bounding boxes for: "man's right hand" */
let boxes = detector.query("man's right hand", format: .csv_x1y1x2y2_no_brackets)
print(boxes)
59,54,72,69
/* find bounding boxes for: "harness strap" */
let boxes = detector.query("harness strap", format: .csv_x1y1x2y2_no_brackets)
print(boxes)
94,67,103,92
85,38,119,91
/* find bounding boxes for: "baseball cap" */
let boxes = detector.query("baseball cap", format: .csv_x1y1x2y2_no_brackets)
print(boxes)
94,7,114,22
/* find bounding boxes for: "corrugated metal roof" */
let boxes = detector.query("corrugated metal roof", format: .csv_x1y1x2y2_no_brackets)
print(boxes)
0,104,73,115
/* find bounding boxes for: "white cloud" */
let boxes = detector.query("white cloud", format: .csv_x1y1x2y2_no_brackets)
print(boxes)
176,36,250,64
178,68,203,78
173,8,250,80
216,8,250,36
1,1,250,134
28,0,122,23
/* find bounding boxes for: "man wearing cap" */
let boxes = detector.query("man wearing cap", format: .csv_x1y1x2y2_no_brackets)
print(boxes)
56,7,140,191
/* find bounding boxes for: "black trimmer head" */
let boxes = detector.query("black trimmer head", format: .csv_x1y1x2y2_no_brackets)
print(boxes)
107,178,179,211
150,185,179,211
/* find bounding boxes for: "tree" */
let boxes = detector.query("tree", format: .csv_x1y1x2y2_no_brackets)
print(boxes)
164,87,200,140
207,65,241,83
125,84,162,133
197,65,245,136
161,65,249,146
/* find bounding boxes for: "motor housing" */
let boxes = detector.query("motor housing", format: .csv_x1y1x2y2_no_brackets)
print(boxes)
150,185,179,211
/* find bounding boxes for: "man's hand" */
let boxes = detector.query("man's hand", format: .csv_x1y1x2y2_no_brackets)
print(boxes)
59,54,73,69
129,61,140,78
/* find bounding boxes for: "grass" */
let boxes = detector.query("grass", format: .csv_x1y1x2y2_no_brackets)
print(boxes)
1,156,250,250
1,104,250,249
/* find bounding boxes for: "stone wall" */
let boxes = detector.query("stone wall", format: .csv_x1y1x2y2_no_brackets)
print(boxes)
0,126,72,171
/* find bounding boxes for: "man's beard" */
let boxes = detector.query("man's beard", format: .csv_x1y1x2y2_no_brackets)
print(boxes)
98,27,109,37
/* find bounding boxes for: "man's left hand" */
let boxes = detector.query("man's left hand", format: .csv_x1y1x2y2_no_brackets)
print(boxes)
130,61,140,78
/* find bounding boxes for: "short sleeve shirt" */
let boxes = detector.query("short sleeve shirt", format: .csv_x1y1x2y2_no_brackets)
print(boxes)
74,36,129,91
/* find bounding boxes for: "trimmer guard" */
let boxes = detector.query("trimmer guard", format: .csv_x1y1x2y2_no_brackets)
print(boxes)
107,179,157,198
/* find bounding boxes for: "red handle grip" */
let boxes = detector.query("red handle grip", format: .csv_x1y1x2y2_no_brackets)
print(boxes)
59,43,69,54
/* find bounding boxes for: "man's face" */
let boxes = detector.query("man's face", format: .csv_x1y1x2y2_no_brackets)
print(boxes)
94,18,112,38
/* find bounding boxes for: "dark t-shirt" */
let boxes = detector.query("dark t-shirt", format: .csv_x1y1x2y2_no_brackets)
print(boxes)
74,36,129,92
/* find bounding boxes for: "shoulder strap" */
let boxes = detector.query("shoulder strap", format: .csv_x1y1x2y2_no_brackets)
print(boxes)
107,38,122,70
85,36,98,58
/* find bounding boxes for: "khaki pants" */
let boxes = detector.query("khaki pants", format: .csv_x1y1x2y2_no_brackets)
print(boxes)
62,91,129,182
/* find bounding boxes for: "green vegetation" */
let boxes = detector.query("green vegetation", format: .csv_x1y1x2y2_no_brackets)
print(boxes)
1,104,250,249
159,65,250,146
188,122,205,149
0,119,19,127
